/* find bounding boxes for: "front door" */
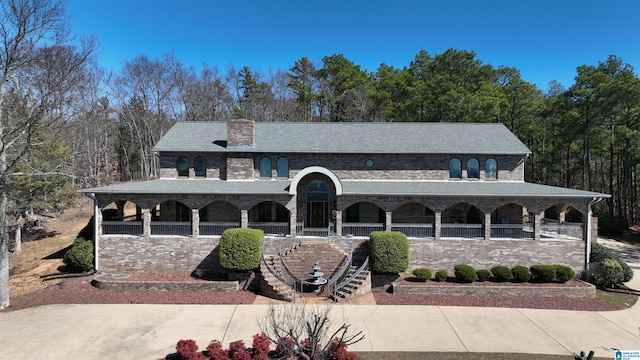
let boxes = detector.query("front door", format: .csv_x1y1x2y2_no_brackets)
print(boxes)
306,180,329,228
308,201,327,227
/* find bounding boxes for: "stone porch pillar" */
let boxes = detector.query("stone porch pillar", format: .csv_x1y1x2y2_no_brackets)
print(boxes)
385,211,392,231
335,210,343,237
434,212,442,241
115,200,126,221
241,209,248,228
191,209,200,238
289,211,297,237
533,212,542,241
484,212,492,240
143,208,151,237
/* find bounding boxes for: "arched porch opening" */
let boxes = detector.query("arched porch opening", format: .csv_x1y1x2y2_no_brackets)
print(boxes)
248,201,290,235
151,200,192,236
442,203,484,238
391,202,435,238
199,200,241,235
101,200,143,235
542,204,584,240
490,203,533,239
342,201,385,237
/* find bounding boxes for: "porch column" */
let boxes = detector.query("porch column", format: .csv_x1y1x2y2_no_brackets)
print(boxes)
289,211,297,237
116,200,126,221
533,212,542,241
335,210,343,237
484,212,492,240
143,208,151,237
191,209,200,238
241,209,248,228
434,212,442,241
385,211,392,231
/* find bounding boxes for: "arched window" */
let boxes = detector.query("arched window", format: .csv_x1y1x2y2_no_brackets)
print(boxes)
276,157,289,178
259,157,271,178
194,156,207,177
467,158,479,179
176,156,189,177
485,158,498,179
449,158,461,179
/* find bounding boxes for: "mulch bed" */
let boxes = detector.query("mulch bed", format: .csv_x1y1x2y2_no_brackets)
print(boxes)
1,272,629,313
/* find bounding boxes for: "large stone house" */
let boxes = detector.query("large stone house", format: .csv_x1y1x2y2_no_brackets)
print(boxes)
83,119,608,282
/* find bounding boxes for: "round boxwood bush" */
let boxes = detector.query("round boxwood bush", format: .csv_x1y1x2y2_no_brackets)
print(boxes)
454,264,476,283
370,231,410,274
219,228,264,272
587,258,625,288
590,243,633,283
553,264,575,283
490,266,512,282
529,264,557,283
511,265,531,283
412,268,432,282
63,237,94,273
476,269,491,282
434,270,448,282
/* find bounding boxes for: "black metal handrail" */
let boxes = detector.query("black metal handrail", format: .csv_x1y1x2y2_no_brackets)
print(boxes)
332,256,370,300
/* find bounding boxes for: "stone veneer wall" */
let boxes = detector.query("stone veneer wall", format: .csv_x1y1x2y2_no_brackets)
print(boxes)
98,236,221,273
97,236,585,275
408,238,585,273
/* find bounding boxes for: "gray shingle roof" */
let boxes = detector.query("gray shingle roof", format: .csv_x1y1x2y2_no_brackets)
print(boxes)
82,179,607,199
152,121,532,155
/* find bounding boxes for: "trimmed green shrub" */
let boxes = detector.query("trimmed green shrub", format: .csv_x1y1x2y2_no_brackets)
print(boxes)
476,269,491,282
434,270,448,282
529,264,556,283
412,268,432,282
553,264,575,283
63,237,94,273
370,231,410,274
219,228,264,272
595,214,628,235
588,258,625,288
511,266,531,283
490,266,512,282
590,243,634,283
454,264,476,283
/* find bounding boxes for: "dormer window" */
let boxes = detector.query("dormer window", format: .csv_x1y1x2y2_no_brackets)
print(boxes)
467,158,479,179
259,157,272,178
486,158,498,179
177,156,189,177
194,156,207,177
449,158,461,179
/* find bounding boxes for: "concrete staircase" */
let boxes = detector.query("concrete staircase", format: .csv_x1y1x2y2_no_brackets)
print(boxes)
260,237,371,302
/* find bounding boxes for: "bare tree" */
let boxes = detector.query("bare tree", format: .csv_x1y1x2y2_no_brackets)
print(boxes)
258,303,364,360
0,0,93,310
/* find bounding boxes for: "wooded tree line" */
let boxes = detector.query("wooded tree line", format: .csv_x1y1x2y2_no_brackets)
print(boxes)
2,0,639,310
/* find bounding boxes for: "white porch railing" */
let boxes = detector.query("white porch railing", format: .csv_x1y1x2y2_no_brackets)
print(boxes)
391,223,435,238
540,222,583,240
441,223,483,238
102,221,143,235
342,223,384,237
490,224,533,239
248,222,289,236
200,222,239,236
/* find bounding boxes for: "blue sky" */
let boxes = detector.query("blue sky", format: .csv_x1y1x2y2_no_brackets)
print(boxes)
67,0,639,91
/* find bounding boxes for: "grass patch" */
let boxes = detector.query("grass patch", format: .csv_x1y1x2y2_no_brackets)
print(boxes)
596,288,638,308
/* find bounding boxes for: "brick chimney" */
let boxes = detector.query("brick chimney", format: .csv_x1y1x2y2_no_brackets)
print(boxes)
227,119,255,149
226,119,255,180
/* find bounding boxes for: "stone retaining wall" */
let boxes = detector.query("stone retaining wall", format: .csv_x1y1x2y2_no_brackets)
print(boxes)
392,280,595,298
91,277,239,292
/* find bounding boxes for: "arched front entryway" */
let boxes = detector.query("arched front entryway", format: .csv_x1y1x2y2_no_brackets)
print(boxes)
291,167,342,233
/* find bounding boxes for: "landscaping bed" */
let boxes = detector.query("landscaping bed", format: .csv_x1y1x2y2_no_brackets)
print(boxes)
92,272,240,292
392,279,596,298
